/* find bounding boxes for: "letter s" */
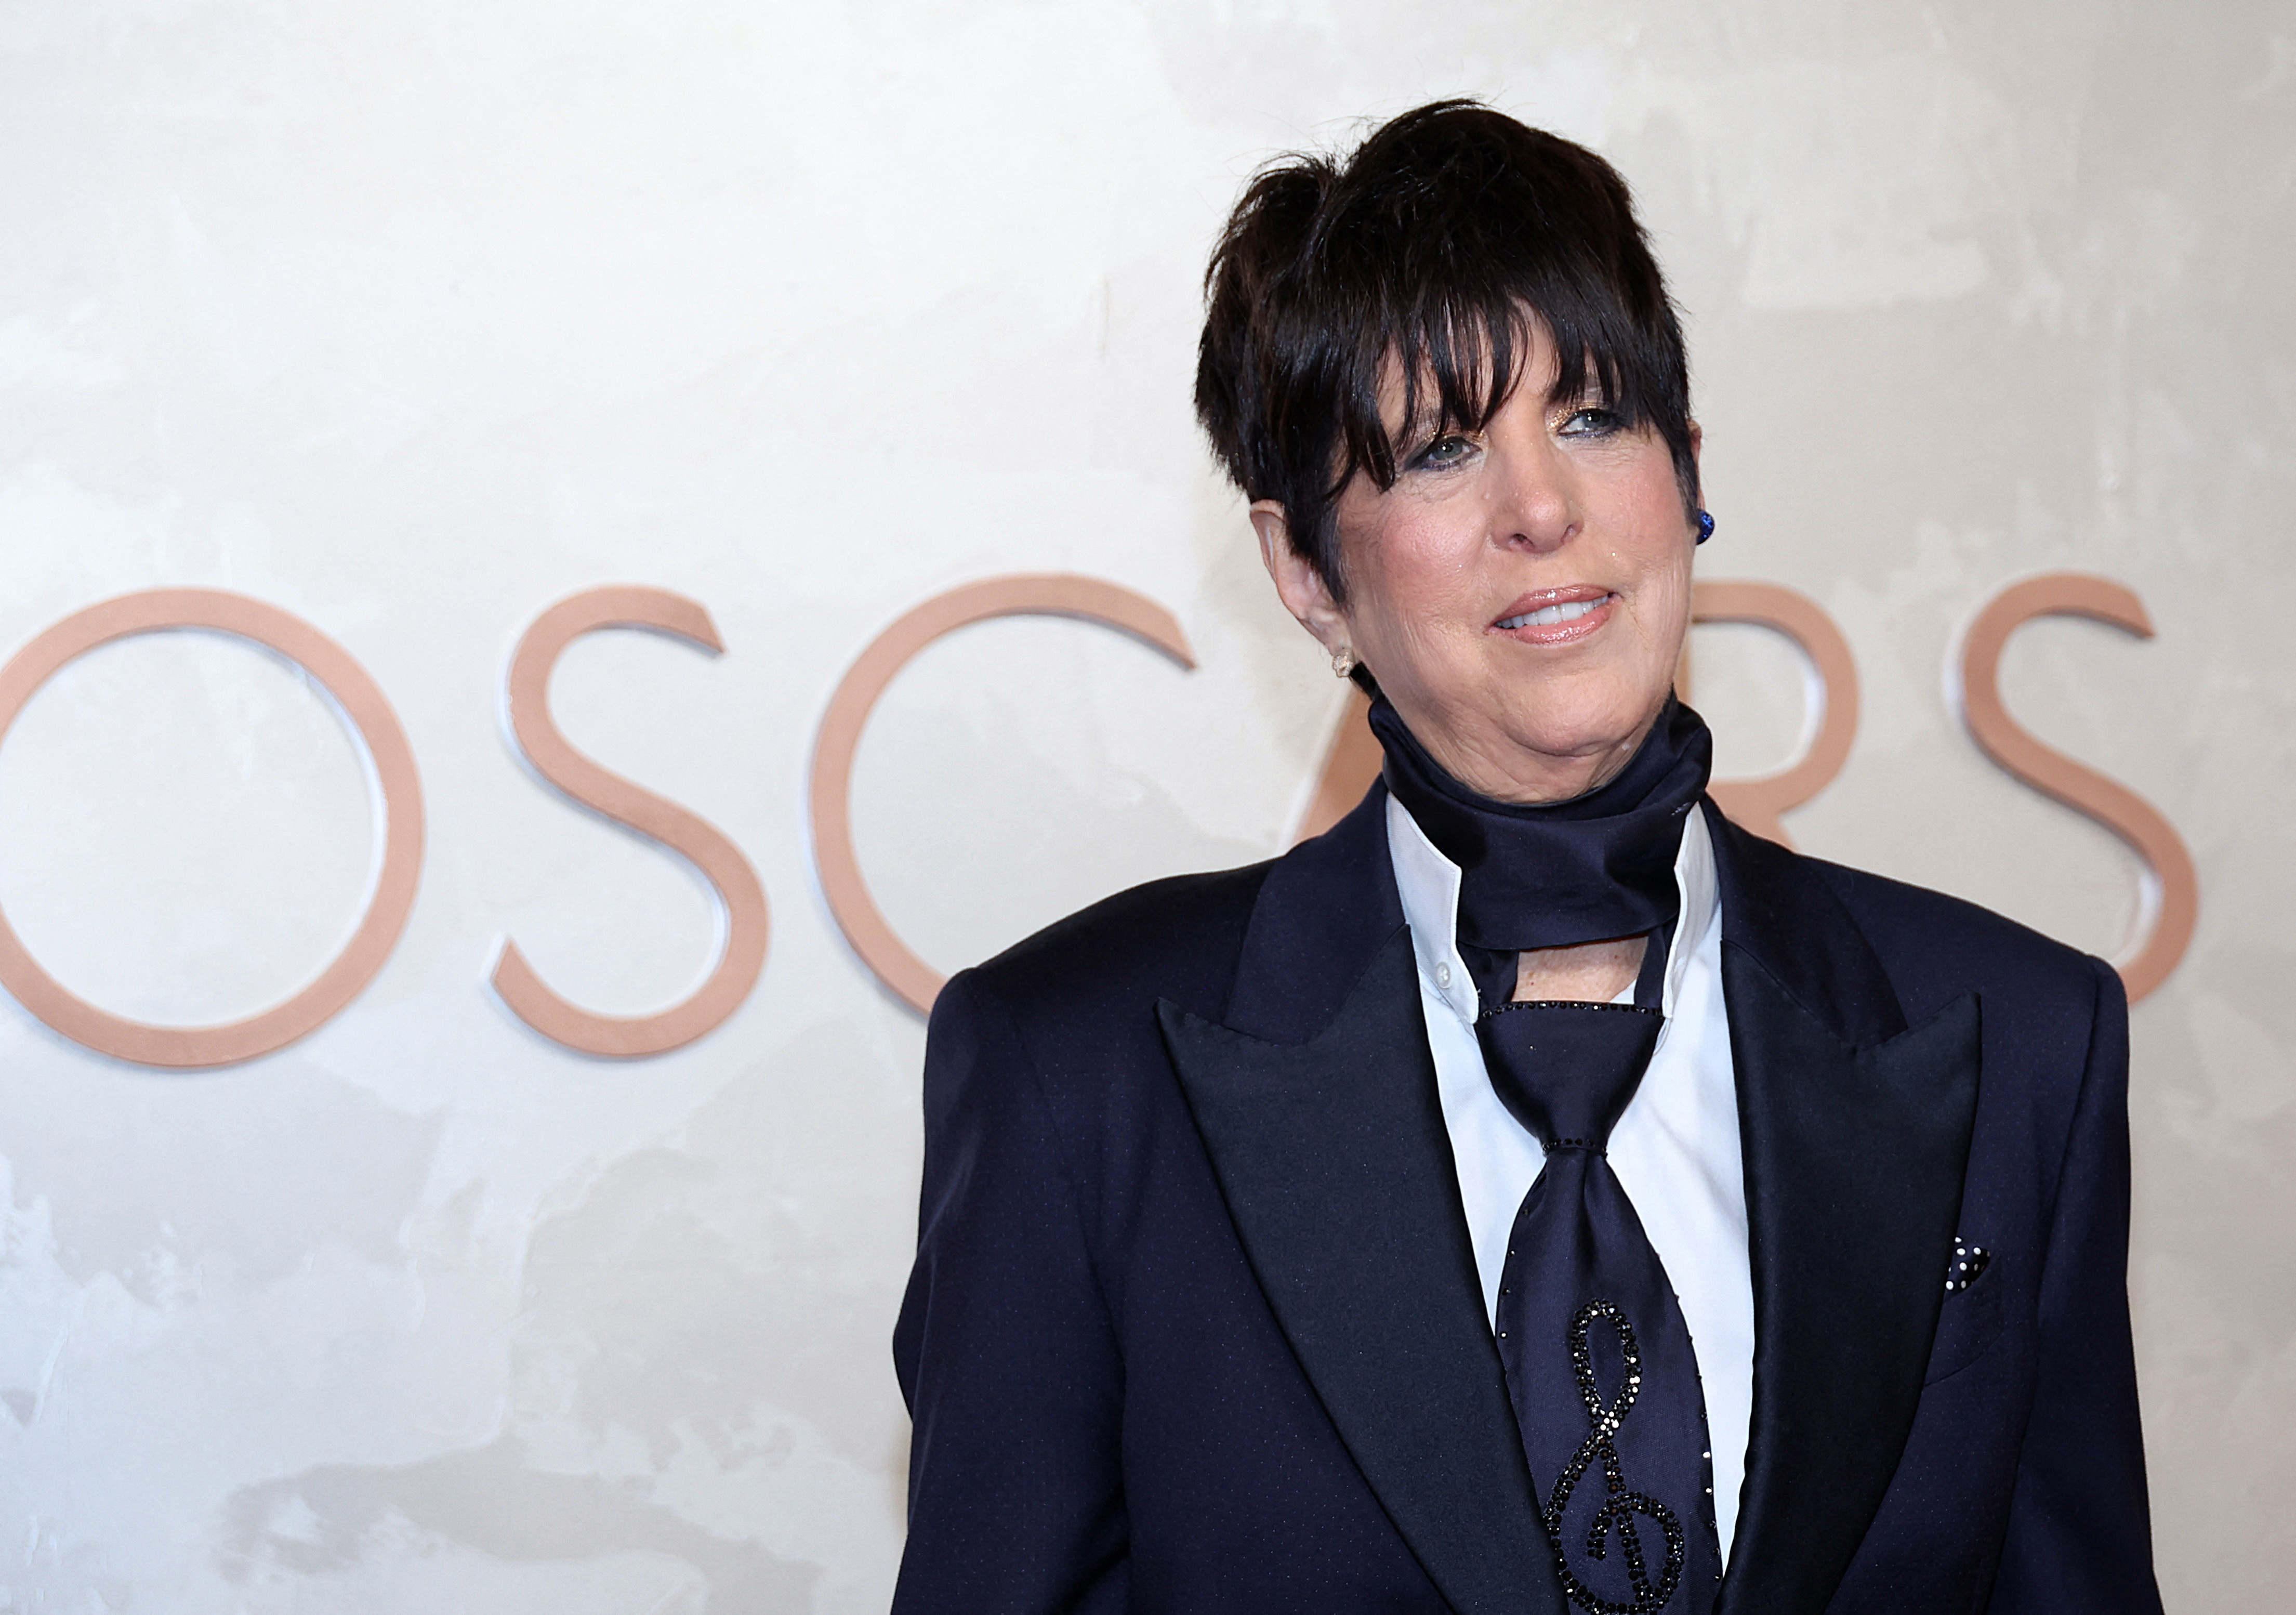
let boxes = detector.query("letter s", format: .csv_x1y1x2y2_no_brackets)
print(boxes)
1957,573,2197,1002
494,587,769,1055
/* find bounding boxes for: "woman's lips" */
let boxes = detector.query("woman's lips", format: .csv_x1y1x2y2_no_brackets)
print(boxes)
1492,588,1618,645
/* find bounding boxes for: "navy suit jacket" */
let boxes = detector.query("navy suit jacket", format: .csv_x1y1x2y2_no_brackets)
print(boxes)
891,788,2161,1614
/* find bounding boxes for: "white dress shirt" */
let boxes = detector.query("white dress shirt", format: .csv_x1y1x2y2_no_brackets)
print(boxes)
1385,795,1754,1562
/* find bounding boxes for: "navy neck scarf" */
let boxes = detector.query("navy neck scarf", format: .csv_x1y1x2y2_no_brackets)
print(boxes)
1371,694,1713,1005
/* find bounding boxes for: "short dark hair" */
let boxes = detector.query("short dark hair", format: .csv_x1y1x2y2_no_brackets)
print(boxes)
1194,100,1698,600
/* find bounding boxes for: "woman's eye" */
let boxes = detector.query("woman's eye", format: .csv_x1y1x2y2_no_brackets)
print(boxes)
1558,407,1624,437
1415,434,1475,468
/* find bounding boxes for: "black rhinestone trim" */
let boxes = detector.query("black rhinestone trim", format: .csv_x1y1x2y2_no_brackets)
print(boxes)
1540,1299,1686,1614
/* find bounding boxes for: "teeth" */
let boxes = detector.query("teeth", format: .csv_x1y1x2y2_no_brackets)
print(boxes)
1498,597,1606,631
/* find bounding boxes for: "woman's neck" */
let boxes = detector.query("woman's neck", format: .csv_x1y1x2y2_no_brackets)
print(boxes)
1512,935,1647,1003
1389,694,1666,806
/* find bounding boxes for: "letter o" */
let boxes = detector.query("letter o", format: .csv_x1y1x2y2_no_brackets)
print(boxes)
0,589,424,1068
810,576,1196,1014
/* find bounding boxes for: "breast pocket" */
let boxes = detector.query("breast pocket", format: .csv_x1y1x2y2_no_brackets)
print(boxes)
1923,1237,2006,1385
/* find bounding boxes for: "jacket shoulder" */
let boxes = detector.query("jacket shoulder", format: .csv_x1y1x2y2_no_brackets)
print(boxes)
966,859,1274,1028
1799,852,2112,1020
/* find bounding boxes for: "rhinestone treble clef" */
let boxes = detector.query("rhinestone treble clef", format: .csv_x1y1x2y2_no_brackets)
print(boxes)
1540,1299,1687,1614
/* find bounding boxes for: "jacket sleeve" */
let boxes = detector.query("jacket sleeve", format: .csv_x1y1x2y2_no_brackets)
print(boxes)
890,969,1129,1613
1988,956,2163,1613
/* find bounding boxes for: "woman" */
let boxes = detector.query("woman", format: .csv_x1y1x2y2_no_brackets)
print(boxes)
892,102,2160,1614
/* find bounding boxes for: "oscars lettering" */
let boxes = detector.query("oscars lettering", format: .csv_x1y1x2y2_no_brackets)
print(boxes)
0,573,2200,1066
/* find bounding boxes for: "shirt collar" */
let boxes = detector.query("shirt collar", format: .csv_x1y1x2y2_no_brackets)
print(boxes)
1386,791,1718,1027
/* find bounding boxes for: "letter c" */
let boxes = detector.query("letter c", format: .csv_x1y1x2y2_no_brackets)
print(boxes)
0,589,424,1068
810,576,1196,1014
1957,573,2197,1002
493,587,769,1056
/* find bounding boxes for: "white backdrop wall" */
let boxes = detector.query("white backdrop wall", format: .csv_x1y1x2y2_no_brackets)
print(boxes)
1,1,2290,1608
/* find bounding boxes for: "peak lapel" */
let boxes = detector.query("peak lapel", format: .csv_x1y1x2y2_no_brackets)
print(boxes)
1706,812,1982,1615
1164,829,1560,1615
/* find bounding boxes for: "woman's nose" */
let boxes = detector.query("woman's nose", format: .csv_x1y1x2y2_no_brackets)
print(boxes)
1490,438,1579,554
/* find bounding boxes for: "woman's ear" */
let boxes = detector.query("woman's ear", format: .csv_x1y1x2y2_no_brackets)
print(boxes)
1250,500,1350,654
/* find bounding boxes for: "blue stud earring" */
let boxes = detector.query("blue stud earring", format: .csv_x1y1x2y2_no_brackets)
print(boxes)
1695,509,1715,545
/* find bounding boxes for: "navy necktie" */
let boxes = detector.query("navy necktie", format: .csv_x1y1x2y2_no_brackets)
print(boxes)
1478,1000,1722,1614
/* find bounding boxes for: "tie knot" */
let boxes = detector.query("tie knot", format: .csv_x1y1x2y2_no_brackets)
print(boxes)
1474,1002,1663,1152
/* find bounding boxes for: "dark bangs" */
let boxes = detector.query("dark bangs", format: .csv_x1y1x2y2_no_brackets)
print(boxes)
1197,101,1697,600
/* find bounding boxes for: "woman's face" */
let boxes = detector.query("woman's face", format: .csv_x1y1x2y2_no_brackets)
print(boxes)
1257,331,1699,805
